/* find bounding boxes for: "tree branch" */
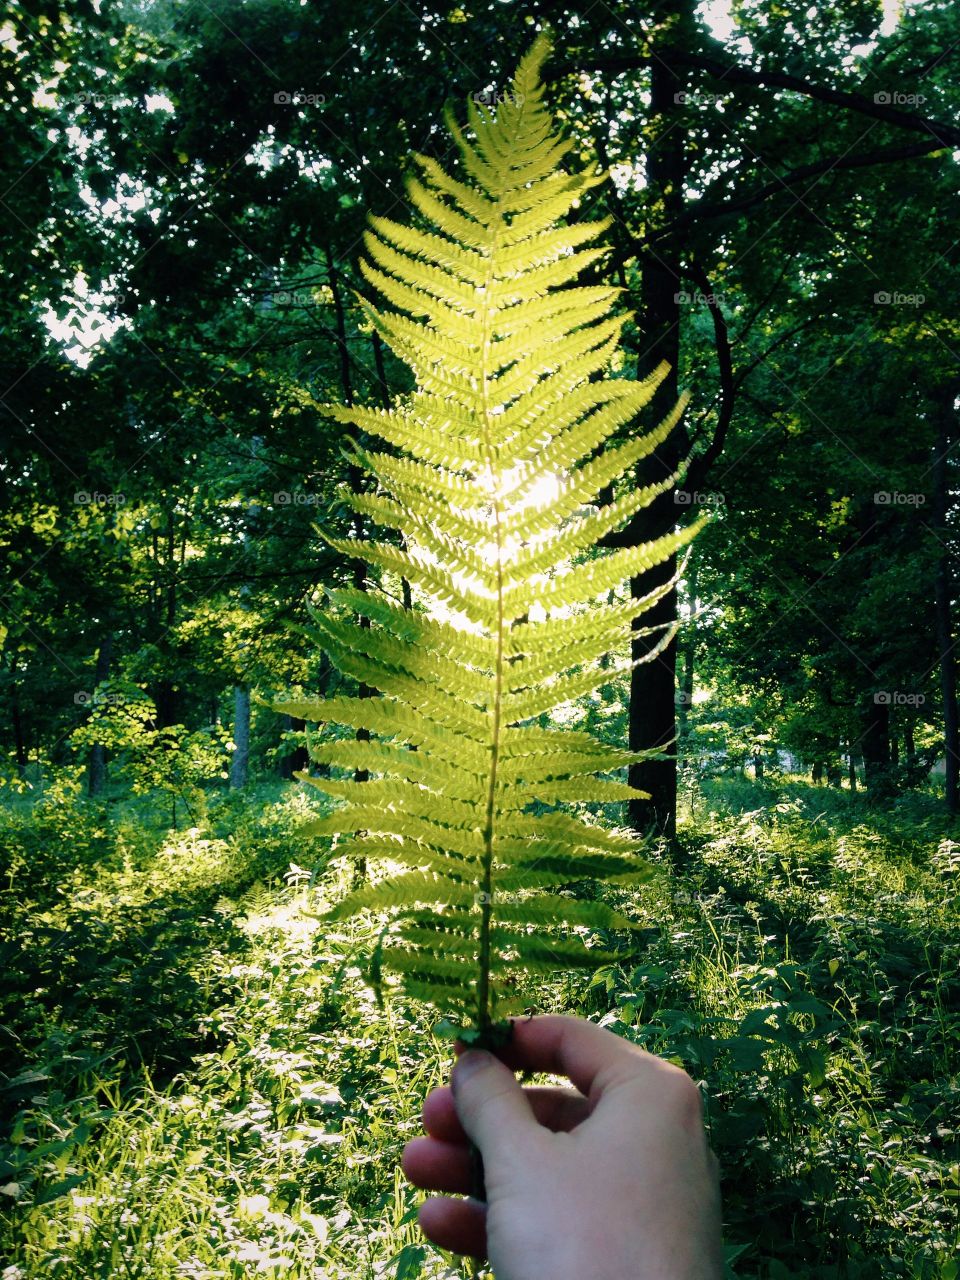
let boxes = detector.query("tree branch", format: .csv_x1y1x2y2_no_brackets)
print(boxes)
683,261,733,491
552,49,960,146
732,317,819,393
636,139,948,248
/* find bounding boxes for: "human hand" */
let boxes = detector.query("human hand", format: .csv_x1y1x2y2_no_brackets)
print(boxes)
402,1014,722,1280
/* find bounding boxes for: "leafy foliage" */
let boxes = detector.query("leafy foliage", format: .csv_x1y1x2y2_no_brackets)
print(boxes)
2,779,956,1279
69,680,232,824
276,36,702,1039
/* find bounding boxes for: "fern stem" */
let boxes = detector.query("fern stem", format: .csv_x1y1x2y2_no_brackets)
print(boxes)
476,219,505,1041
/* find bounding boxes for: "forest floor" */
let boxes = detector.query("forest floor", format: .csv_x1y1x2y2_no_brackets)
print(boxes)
0,773,957,1279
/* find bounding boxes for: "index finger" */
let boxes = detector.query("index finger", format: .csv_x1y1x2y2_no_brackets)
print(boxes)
455,1014,651,1103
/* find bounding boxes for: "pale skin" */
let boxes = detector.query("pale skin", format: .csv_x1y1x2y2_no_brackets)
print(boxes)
402,1014,723,1280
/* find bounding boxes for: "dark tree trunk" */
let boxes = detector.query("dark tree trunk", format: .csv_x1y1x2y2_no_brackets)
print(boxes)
154,509,178,728
677,560,697,766
372,331,413,610
626,30,689,840
847,742,857,793
812,760,823,785
931,382,960,814
860,697,891,793
9,657,27,778
87,634,114,796
753,752,764,780
328,246,372,883
230,459,261,790
229,686,251,788
12,700,27,776
277,714,309,779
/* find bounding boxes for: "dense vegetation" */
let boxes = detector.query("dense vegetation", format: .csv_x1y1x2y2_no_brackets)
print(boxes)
1,0,958,1277
4,0,959,824
1,776,957,1277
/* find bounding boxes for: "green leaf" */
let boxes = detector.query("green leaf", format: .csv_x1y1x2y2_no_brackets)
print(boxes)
276,30,700,1030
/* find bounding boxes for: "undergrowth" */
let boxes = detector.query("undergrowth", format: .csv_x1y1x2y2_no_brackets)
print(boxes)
0,776,957,1278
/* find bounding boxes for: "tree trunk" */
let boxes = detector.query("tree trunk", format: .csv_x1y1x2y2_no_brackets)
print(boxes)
931,381,960,814
753,752,764,780
277,714,309,779
677,560,697,767
154,509,178,728
372,331,413,610
230,685,250,788
86,634,114,796
847,741,857,793
230,451,261,790
860,697,891,794
627,27,689,840
10,666,27,779
328,246,372,883
812,760,823,785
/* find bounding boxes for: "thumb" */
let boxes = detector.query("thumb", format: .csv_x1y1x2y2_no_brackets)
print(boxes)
451,1049,538,1161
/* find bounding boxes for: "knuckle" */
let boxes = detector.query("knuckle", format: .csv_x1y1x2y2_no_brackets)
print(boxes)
661,1064,705,1123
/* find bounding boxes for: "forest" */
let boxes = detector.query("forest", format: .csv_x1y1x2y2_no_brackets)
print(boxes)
0,0,958,1277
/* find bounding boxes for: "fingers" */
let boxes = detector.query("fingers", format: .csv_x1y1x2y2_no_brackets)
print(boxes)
406,1083,592,1198
405,1081,590,1194
486,1013,656,1102
403,1136,473,1193
423,1083,590,1143
417,1195,487,1260
450,1049,539,1158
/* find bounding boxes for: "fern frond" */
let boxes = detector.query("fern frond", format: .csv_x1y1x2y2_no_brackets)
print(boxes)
318,533,494,631
501,523,701,621
497,368,668,473
324,870,479,920
492,894,639,932
308,610,494,706
275,32,707,1042
504,577,679,658
324,587,496,666
494,848,653,886
322,403,484,469
275,697,490,772
506,620,667,690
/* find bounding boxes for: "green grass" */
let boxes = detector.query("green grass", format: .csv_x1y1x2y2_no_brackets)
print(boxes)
1,773,957,1278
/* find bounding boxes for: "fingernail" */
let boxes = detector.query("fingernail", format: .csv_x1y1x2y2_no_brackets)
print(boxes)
451,1049,490,1096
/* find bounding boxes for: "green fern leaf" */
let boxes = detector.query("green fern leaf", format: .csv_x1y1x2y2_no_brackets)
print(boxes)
273,33,708,1044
